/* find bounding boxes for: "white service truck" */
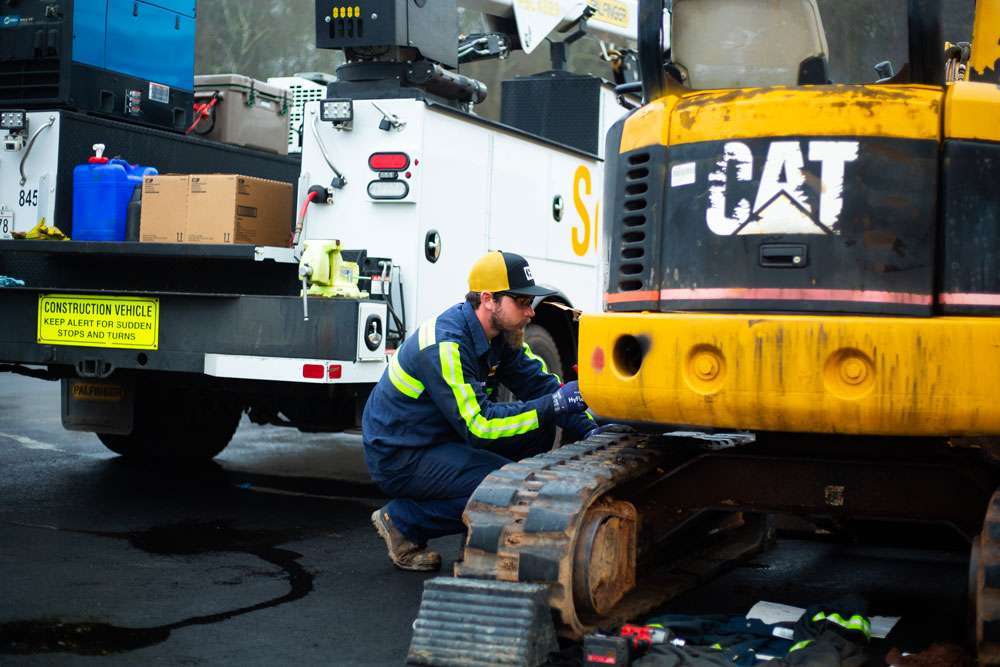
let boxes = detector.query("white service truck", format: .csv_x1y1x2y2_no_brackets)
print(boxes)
0,0,651,460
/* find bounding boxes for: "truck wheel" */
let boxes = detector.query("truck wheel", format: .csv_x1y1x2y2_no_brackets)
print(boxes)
490,324,566,451
97,384,242,461
496,324,564,402
975,488,1000,665
524,324,563,380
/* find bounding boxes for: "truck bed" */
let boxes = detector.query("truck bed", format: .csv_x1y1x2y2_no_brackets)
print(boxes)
0,241,371,377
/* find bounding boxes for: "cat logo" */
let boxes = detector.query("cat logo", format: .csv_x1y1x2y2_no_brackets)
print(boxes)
699,140,859,236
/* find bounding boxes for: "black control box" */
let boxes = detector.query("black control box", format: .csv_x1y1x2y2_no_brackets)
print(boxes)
314,0,459,68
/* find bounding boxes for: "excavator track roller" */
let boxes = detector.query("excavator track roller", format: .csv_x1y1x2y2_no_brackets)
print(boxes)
572,500,638,620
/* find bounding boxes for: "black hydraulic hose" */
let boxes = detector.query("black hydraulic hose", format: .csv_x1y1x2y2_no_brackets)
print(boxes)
378,262,405,344
397,265,406,341
638,0,668,104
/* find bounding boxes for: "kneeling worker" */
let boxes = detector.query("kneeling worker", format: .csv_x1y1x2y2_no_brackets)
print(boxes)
362,251,597,571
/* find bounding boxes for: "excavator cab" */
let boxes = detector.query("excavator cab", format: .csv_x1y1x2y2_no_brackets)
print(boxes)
670,0,830,89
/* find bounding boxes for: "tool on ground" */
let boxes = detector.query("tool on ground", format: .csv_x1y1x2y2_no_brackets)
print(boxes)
584,633,631,667
620,624,669,654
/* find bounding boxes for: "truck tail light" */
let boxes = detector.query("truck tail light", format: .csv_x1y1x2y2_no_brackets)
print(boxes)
369,152,409,171
302,364,324,379
328,364,342,379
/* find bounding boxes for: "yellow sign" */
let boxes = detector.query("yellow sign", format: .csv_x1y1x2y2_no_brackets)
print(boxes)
37,294,159,350
592,0,629,28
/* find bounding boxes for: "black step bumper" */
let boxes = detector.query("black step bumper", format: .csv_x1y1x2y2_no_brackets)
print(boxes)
0,287,368,375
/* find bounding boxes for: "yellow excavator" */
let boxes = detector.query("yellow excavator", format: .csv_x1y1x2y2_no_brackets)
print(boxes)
411,1,1000,664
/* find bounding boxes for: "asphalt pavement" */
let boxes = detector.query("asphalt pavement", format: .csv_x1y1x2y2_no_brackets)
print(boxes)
0,372,975,665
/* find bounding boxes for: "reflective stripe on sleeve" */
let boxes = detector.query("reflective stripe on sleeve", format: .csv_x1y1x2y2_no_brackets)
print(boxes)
419,318,437,350
788,640,813,652
522,342,561,382
388,355,425,399
439,341,539,439
811,611,872,639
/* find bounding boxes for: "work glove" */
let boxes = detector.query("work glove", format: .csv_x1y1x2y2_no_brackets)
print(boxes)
551,380,588,415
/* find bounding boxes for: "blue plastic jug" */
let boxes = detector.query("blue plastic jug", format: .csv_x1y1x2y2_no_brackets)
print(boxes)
72,145,157,241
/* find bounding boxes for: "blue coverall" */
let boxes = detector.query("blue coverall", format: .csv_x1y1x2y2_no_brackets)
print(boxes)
362,300,594,546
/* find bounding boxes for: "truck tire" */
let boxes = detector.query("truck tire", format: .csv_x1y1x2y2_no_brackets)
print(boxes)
97,383,242,461
975,487,1000,665
488,324,566,452
524,324,563,380
496,324,564,402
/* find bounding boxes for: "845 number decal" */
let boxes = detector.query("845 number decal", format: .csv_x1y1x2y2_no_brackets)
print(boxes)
19,189,38,207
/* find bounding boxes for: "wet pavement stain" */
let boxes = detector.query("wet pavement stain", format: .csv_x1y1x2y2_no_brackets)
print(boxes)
0,621,170,656
0,521,314,655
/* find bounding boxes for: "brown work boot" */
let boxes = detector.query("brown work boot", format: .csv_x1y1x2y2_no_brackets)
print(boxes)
371,508,442,572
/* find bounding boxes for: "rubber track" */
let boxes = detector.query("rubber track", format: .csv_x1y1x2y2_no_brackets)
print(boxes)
454,428,664,635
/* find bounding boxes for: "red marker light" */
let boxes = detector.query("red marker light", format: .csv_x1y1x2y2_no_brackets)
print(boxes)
302,364,324,379
369,152,409,171
328,364,342,379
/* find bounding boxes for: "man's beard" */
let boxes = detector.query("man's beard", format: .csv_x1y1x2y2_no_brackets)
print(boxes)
490,311,525,349
503,328,524,350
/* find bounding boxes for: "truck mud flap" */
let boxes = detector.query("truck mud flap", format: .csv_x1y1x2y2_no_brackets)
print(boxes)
61,376,135,435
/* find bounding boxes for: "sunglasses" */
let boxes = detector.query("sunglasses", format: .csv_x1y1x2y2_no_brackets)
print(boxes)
497,293,534,308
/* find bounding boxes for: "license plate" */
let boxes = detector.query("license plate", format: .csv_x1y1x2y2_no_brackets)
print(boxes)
37,294,159,350
0,210,11,240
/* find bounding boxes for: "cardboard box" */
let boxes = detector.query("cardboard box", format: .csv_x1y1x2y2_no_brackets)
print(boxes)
140,174,292,246
138,175,188,243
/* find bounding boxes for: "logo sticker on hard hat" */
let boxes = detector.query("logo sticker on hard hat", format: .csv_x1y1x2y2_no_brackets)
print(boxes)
679,140,859,236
